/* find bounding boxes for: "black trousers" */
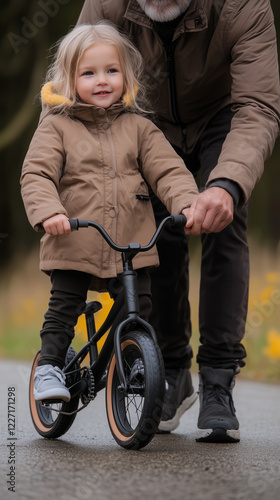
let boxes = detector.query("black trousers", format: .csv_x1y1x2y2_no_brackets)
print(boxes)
39,269,152,369
149,106,248,371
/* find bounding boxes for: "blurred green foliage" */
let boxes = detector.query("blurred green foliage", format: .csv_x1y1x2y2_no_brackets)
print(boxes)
0,0,280,271
0,0,84,268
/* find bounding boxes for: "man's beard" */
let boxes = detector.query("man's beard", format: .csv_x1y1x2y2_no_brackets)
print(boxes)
136,0,192,22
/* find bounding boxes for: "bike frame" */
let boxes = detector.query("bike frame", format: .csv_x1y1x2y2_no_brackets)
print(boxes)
64,214,186,397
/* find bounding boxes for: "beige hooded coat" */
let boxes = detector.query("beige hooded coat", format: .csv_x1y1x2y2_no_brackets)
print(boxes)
20,86,198,288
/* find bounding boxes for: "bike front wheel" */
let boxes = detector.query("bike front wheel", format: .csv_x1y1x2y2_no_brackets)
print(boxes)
29,347,80,439
106,331,165,450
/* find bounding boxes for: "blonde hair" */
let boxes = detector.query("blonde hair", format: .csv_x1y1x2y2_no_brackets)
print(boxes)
44,22,149,114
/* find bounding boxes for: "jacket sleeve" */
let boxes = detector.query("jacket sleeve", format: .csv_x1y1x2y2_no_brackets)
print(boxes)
20,116,68,231
207,0,280,204
138,119,199,214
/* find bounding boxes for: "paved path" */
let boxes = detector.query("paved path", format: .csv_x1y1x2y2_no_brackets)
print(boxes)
0,359,280,500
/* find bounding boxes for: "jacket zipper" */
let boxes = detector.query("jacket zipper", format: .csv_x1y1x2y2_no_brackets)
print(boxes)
105,126,118,269
165,41,187,153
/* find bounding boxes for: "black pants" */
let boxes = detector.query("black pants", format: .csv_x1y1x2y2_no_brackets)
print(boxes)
149,106,248,371
39,269,152,369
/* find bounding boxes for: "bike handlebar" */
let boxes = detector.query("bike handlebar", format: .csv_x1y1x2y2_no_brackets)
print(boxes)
69,214,186,254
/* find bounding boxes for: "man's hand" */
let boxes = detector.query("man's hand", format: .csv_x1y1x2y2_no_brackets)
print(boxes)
183,187,234,235
43,214,71,235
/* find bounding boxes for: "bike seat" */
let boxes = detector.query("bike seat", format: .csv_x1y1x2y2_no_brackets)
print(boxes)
84,301,102,315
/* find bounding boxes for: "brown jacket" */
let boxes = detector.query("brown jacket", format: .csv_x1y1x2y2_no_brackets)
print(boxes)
20,86,198,287
78,0,280,203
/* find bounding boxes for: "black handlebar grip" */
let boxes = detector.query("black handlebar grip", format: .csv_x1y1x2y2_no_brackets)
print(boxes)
69,218,79,231
170,214,187,226
69,219,90,231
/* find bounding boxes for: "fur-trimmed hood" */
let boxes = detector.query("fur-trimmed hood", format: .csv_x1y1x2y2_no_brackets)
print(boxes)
41,80,137,113
41,81,72,108
40,81,127,124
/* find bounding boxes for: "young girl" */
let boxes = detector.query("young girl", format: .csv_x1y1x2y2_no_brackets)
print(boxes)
21,22,198,402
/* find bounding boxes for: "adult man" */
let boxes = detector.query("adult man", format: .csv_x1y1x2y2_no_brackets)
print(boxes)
77,0,280,441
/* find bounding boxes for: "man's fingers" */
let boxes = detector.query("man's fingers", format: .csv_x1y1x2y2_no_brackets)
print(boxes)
185,199,207,235
182,207,194,230
189,210,233,234
185,188,234,235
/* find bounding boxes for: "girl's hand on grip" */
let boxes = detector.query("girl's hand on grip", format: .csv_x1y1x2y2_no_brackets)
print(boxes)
43,214,71,235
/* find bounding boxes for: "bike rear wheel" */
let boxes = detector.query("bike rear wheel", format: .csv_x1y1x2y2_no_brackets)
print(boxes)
106,331,165,450
29,347,80,439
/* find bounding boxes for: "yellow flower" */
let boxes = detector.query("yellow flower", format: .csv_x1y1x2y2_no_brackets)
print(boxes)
263,329,280,359
76,314,87,339
259,286,274,303
266,272,280,284
75,293,114,351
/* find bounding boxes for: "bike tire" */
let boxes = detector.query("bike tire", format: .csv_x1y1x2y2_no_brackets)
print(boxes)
29,347,80,439
106,331,165,450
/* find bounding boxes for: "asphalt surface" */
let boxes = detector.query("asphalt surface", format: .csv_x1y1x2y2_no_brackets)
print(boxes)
0,359,280,500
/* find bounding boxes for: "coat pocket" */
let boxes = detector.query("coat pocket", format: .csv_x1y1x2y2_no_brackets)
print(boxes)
136,194,150,201
133,177,150,199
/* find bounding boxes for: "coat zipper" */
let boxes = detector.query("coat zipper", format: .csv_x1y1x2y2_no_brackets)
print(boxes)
105,126,118,268
165,41,187,153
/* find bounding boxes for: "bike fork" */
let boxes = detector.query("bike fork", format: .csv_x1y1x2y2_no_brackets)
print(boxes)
114,267,157,391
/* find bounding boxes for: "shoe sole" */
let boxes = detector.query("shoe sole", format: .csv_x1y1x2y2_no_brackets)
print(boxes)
158,391,198,432
196,427,240,443
34,388,71,403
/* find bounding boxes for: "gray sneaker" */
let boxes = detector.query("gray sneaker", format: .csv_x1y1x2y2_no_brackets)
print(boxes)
34,364,71,402
158,367,198,432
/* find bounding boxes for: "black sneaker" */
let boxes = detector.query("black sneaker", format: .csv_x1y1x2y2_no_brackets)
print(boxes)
158,367,198,432
196,366,240,443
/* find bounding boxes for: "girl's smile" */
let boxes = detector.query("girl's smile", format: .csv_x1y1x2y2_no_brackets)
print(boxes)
76,42,124,108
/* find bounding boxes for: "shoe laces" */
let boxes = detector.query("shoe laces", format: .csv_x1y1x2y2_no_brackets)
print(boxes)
203,383,236,414
35,365,66,387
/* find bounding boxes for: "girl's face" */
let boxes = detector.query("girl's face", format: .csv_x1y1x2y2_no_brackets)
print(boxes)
76,42,124,108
